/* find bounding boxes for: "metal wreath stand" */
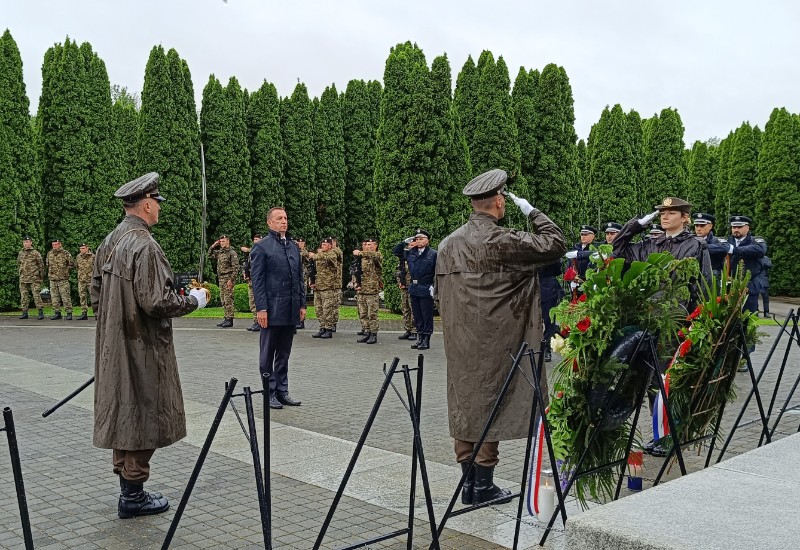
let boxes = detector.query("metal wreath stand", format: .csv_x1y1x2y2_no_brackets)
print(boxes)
2,407,35,550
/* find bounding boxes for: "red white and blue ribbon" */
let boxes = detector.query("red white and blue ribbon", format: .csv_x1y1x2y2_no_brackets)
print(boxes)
652,373,671,441
526,414,546,516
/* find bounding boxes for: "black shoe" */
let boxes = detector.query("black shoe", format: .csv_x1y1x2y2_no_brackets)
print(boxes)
37,309,44,320
544,349,552,363
473,464,513,505
269,396,284,409
416,334,430,350
357,332,371,343
398,331,415,340
118,479,169,519
332,324,337,332
738,362,749,373
218,318,233,328
118,475,162,499
277,394,301,406
50,311,62,320
643,438,668,457
460,462,475,505
18,311,28,319
319,329,332,339
76,310,88,320
295,320,305,329
66,312,73,320
357,329,368,336
312,328,325,338
366,333,377,344
247,322,260,332
409,333,417,341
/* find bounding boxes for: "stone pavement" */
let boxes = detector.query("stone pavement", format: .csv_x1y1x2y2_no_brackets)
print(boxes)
1,304,799,549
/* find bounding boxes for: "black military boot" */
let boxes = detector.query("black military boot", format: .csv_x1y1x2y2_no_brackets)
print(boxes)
366,333,377,344
312,328,325,338
295,320,305,329
460,462,475,505
398,331,414,340
76,310,88,320
357,329,368,336
357,332,371,343
118,478,170,519
37,309,44,320
473,464,513,505
18,311,28,319
409,333,417,341
416,334,430,350
247,322,260,332
50,311,62,320
65,312,73,320
319,329,333,339
218,318,233,328
411,336,421,349
544,346,552,363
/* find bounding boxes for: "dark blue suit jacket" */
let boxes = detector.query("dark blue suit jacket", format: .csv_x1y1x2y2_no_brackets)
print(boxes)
406,246,437,298
250,231,305,326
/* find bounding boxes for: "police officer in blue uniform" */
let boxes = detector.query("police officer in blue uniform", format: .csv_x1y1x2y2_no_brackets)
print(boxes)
692,213,729,277
604,222,622,244
564,225,597,279
404,228,437,350
726,215,765,314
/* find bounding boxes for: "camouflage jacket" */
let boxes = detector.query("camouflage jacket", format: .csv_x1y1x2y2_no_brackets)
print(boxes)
358,251,383,294
333,246,344,289
77,252,96,282
209,246,239,280
18,248,44,283
314,249,341,291
46,248,73,281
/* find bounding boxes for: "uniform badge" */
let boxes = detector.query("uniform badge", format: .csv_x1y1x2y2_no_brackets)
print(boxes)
663,197,673,207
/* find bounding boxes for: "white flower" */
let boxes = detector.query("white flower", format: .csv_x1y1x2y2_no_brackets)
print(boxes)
551,334,567,354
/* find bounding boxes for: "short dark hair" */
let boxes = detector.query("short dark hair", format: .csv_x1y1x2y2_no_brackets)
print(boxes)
266,207,286,221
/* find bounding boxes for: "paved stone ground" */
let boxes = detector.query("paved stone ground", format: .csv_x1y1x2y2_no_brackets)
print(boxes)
1,301,799,549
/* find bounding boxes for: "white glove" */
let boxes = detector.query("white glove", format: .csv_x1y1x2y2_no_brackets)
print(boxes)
570,282,579,290
565,250,578,260
189,288,208,309
508,192,534,216
590,252,600,260
638,211,659,226
429,285,434,297
728,244,734,254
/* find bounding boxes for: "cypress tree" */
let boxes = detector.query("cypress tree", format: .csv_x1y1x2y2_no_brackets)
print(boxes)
756,108,800,294
726,122,758,220
685,140,716,214
642,108,686,208
110,89,139,182
453,55,479,153
342,79,380,244
626,109,644,210
313,84,347,241
246,80,284,233
281,83,318,243
512,66,537,221
200,75,252,248
713,132,734,222
588,104,636,226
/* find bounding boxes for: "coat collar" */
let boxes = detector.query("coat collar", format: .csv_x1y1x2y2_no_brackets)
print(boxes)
123,214,152,233
469,211,500,224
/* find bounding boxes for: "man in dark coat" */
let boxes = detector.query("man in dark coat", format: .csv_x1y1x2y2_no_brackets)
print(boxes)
92,173,208,519
436,169,567,505
692,213,728,277
726,215,765,314
404,229,437,350
250,207,306,409
564,225,597,279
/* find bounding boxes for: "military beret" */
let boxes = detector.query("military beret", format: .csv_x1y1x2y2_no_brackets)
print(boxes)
218,234,229,240
114,172,165,203
51,239,61,244
363,237,378,243
462,169,508,199
649,224,664,234
604,222,622,233
415,228,431,239
655,196,691,213
321,237,334,244
293,236,304,242
730,215,752,227
580,225,597,235
22,235,32,241
693,212,716,224
79,243,89,247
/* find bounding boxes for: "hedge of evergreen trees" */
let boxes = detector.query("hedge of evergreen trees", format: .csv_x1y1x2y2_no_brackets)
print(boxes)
2,28,800,310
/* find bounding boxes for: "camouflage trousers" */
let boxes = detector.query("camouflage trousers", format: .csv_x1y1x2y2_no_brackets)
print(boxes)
357,292,380,333
248,283,257,321
315,289,339,330
78,279,91,311
50,279,72,313
219,278,235,319
400,287,415,332
19,281,43,311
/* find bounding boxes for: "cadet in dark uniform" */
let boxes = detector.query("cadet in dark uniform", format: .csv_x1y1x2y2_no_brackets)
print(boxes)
539,259,565,362
564,225,596,279
754,237,771,316
692,213,728,277
726,215,765,314
404,229,437,350
604,222,622,244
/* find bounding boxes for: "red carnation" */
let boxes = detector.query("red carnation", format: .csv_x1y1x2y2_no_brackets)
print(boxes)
677,329,685,339
563,267,578,282
578,294,587,303
577,317,591,332
716,296,722,303
572,358,579,372
678,339,692,358
561,326,571,337
687,305,703,321
556,391,564,399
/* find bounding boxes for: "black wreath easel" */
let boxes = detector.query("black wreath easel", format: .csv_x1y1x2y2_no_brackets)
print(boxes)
1,407,34,550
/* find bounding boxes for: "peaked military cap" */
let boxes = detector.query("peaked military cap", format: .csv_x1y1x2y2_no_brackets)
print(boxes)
218,234,229,240
253,234,263,239
22,235,32,241
692,212,716,224
51,238,61,244
293,236,304,242
655,196,691,213
462,169,508,199
321,237,334,244
604,222,622,233
114,172,165,203
363,237,378,243
79,243,89,247
580,225,597,235
415,228,431,239
729,215,752,227
649,224,664,234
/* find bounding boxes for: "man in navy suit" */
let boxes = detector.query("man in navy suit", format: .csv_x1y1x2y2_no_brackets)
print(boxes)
726,215,765,314
404,229,437,350
250,207,306,409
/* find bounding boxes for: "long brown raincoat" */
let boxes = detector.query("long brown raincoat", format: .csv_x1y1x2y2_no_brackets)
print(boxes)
436,209,567,442
91,215,197,450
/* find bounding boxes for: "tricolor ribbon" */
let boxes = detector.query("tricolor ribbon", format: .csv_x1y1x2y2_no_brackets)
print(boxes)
525,414,546,516
652,372,671,441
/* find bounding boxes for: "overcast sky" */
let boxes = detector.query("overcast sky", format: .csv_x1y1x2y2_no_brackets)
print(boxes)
3,0,799,144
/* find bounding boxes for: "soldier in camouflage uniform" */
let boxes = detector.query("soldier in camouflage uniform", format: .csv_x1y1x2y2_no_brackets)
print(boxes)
18,235,45,320
354,238,382,344
350,239,367,336
208,235,239,327
392,238,417,340
309,237,341,339
46,239,74,320
240,234,262,332
296,237,310,329
75,243,95,320
331,237,344,332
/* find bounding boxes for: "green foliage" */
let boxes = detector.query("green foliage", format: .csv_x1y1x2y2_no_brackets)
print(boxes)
111,93,139,182
685,140,717,214
205,282,221,307
454,55,479,152
756,108,800,294
713,131,734,221
726,122,758,219
642,108,687,209
511,66,537,227
281,83,318,243
625,109,644,212
246,81,284,233
201,75,252,249
313,84,347,240
233,283,250,312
